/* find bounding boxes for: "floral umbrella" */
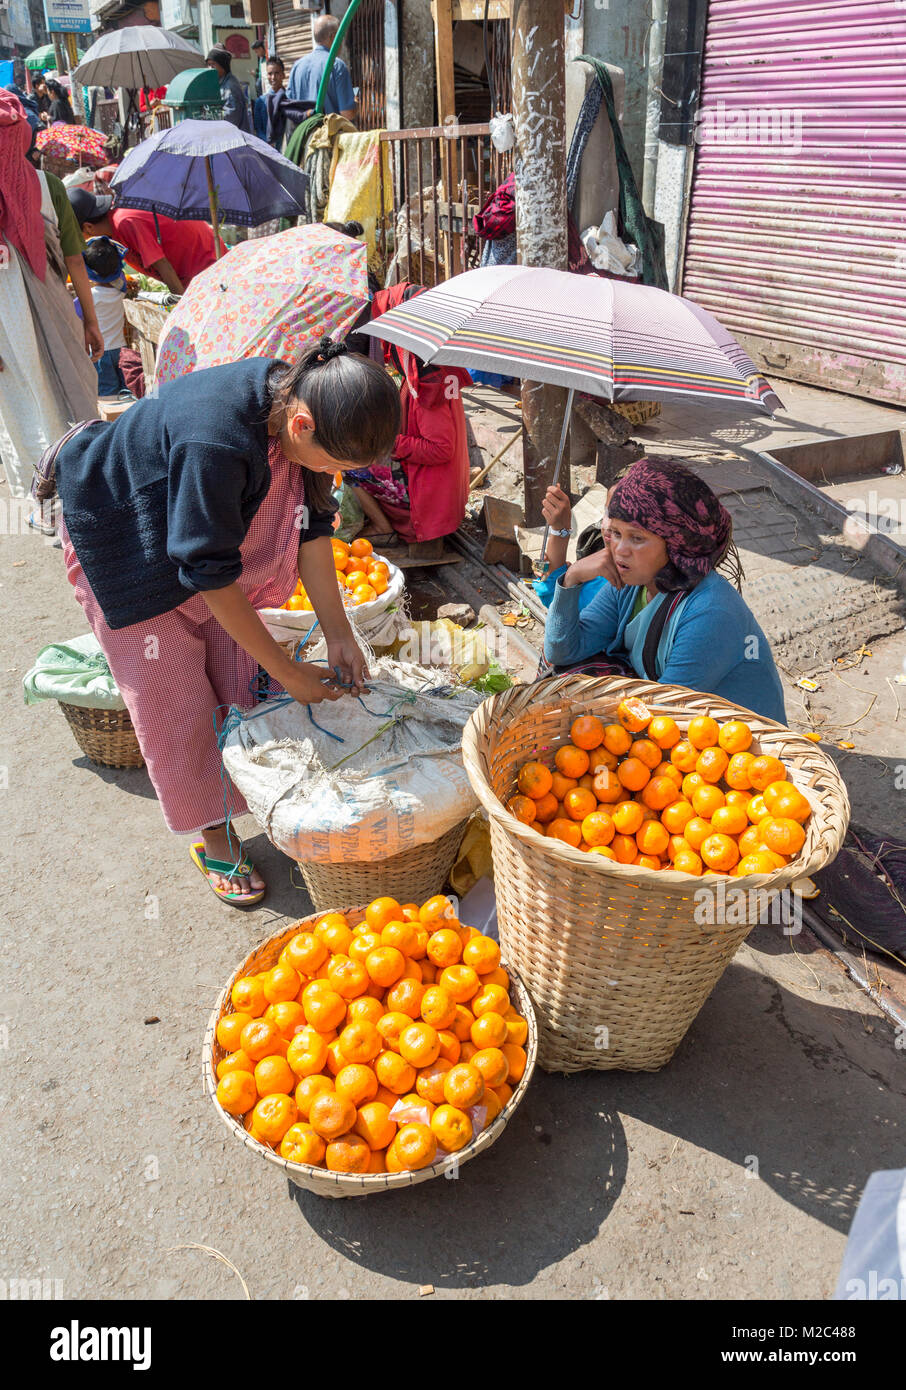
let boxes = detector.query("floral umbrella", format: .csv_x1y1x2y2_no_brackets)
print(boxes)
35,122,109,169
155,223,370,386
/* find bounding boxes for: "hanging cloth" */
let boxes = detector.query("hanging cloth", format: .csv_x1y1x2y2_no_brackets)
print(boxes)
567,56,669,291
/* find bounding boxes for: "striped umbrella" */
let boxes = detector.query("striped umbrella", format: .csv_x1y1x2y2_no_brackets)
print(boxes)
360,264,783,566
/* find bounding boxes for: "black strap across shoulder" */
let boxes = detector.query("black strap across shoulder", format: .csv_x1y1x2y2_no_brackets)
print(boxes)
640,591,685,681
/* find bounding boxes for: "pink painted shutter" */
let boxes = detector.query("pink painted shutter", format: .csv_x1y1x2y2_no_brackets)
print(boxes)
682,0,906,403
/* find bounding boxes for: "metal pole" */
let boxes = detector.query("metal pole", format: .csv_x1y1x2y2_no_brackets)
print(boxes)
537,387,575,572
512,0,570,528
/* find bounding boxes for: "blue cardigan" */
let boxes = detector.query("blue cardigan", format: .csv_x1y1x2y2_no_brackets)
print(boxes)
544,570,787,722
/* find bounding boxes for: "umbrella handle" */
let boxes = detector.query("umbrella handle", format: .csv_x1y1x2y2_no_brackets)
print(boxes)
205,155,221,259
536,387,576,577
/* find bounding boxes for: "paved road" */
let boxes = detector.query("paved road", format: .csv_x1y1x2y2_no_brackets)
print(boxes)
2,514,903,1300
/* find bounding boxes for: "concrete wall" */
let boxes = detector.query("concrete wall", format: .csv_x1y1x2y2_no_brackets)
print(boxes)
398,0,433,128
579,0,651,190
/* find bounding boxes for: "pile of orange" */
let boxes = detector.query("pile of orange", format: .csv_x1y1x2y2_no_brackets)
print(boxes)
282,539,392,614
214,894,529,1176
505,697,812,877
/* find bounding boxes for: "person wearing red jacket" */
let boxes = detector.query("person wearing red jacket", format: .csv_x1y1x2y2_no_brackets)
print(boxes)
346,284,472,559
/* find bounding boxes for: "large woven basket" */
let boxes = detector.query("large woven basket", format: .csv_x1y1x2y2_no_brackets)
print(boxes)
462,675,850,1074
202,905,537,1198
59,701,144,769
297,819,469,913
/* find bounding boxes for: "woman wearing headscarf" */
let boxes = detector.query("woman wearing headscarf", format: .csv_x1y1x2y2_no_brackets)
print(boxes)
543,457,786,721
0,90,101,511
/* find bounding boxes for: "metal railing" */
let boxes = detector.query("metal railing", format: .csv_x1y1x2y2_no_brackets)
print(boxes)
376,123,514,287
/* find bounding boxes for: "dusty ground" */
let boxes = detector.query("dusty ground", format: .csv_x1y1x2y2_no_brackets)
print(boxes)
2,455,904,1299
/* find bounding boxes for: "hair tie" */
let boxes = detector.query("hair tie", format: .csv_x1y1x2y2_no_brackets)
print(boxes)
316,338,348,365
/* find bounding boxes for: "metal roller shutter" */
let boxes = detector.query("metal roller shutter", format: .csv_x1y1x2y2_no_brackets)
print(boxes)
271,0,314,70
682,0,906,403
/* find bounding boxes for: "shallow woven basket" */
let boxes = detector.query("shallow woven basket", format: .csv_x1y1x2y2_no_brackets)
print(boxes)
59,701,144,769
297,819,469,914
202,905,537,1197
610,400,662,425
462,675,849,1074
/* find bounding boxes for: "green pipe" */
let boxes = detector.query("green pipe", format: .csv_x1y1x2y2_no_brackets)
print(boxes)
315,0,364,116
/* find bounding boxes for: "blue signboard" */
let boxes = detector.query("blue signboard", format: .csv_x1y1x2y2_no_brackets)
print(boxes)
43,0,92,33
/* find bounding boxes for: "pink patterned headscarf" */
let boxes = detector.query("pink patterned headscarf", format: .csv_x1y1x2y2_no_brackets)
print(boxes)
0,90,45,281
608,457,736,592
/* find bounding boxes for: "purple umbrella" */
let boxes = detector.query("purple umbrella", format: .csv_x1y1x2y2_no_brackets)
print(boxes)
109,120,309,252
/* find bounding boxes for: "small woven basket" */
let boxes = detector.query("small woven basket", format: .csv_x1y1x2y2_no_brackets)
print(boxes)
202,906,537,1197
610,400,662,425
297,819,469,913
59,701,144,769
462,675,850,1074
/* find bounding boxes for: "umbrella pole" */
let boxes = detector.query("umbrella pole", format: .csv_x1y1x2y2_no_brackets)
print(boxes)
205,155,222,259
536,387,576,576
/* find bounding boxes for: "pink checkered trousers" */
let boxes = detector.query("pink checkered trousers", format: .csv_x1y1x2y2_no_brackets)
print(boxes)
60,441,306,835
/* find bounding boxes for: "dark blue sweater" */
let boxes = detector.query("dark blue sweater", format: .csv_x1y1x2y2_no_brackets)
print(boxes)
56,358,333,630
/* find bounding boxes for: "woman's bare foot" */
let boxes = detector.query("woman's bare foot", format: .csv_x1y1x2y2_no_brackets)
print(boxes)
202,824,265,897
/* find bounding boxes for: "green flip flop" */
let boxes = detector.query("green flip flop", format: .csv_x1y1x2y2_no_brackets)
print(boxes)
190,841,266,909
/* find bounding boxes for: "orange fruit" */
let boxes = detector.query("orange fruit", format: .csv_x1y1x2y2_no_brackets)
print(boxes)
308,1091,357,1140
725,752,755,790
507,794,538,824
348,930,383,966
612,833,637,864
555,744,590,779
386,1123,437,1171
635,854,662,870
763,782,811,823
648,715,681,750
590,845,617,860
602,723,633,756
252,1093,298,1145
616,697,651,732
439,964,480,1004
673,848,704,876
280,1122,326,1166
301,987,346,1033
725,789,751,809
450,1004,475,1041
352,583,377,606
532,791,560,824
365,896,404,932
688,715,720,749
711,803,749,837
570,715,606,750
636,819,669,857
368,571,389,596
666,834,689,861
545,817,582,848
330,537,350,563
517,761,554,800
401,957,423,984
629,738,661,770
479,1090,503,1128
749,755,787,791
426,928,463,969
737,823,764,858
384,977,425,1019
494,1081,514,1106
581,810,616,847
692,783,726,819
314,909,350,937
350,536,373,559
747,793,770,824
763,849,789,869
640,775,677,811
216,1071,257,1117
471,983,509,1018
374,1050,416,1095
282,931,328,976
325,1134,372,1173
483,966,509,990
682,771,705,801
684,817,712,852
327,955,369,1000
760,817,806,857
334,1063,379,1107
588,746,619,773
420,985,457,1030
563,786,597,821
443,1062,485,1108
611,799,644,836
470,1010,508,1049
240,1018,282,1063
661,799,695,835
337,1019,382,1065
415,1058,454,1105
344,567,368,590
325,1039,346,1077
718,720,753,754
430,1103,473,1152
550,770,579,801
437,1029,461,1064
216,1012,252,1052
264,1001,307,1041
700,833,740,873
696,747,729,784
295,1073,334,1120
503,1008,528,1046
398,1021,440,1068
501,1043,527,1083
617,757,650,792
366,1149,387,1173
418,894,459,930
670,740,699,773
354,1100,396,1150
231,976,267,1018
653,761,684,788
376,1010,412,1053
592,767,623,804
365,946,406,988
462,935,501,975
284,594,306,611
254,1054,296,1098
316,918,354,955
736,851,777,876
470,1046,509,1088
216,1049,254,1081
380,919,421,956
